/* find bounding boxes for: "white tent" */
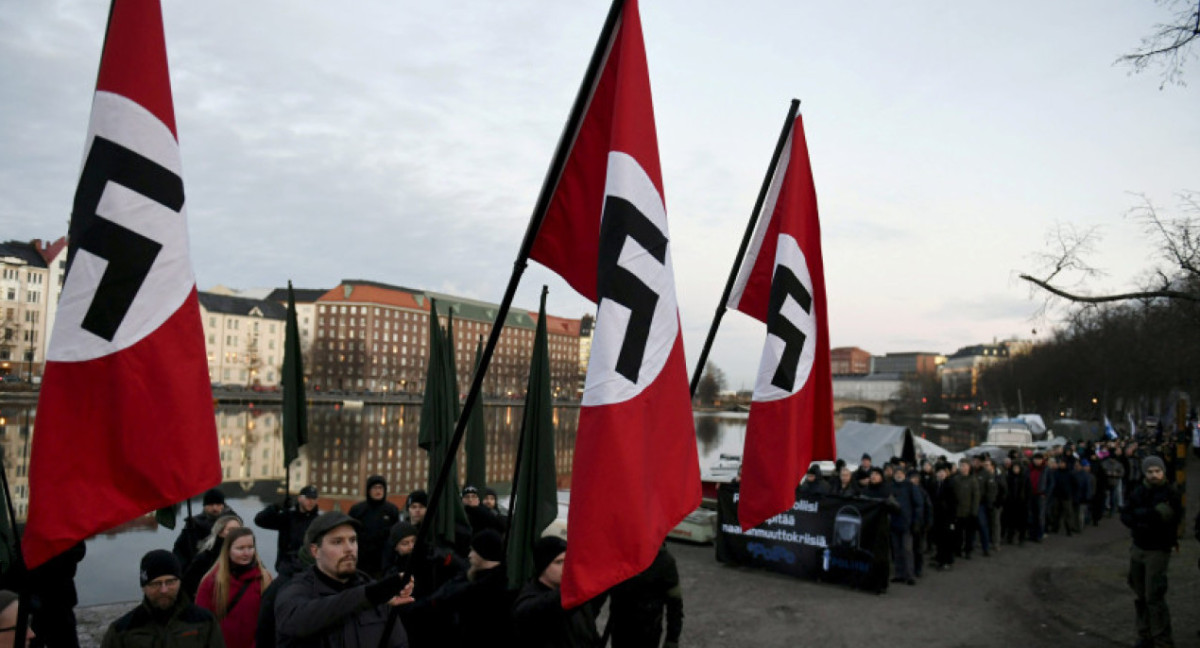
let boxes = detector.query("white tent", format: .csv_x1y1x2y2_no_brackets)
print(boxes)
837,421,963,466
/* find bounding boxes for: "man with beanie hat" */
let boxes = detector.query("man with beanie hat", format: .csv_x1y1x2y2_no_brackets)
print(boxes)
173,489,235,567
101,550,224,648
798,463,829,497
349,475,400,578
1121,454,1183,648
404,490,428,526
853,454,873,486
256,486,321,578
420,530,516,647
512,536,601,647
275,512,414,648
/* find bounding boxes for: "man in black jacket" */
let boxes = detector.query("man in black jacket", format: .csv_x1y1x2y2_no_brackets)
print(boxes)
607,545,683,648
511,536,601,647
275,513,415,648
348,475,401,578
1120,455,1183,648
101,550,223,648
172,489,234,567
256,485,321,577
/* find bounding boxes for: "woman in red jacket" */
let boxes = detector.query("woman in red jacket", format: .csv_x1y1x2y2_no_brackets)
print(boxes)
196,526,273,648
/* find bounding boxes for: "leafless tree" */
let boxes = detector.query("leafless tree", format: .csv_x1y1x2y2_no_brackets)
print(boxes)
1020,191,1200,306
1118,0,1200,88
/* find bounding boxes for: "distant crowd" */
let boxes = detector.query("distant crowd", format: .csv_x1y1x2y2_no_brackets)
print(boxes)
793,427,1194,647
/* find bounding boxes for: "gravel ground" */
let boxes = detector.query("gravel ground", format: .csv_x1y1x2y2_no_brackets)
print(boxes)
75,457,1200,648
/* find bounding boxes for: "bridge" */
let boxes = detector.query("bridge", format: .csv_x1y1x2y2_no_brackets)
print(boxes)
832,397,897,424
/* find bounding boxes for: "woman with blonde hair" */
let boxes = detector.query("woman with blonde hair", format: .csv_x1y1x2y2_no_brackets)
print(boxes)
196,526,272,648
182,513,243,597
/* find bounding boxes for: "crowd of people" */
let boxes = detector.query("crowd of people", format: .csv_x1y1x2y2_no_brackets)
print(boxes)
809,431,1192,647
10,475,680,648
1,431,1195,648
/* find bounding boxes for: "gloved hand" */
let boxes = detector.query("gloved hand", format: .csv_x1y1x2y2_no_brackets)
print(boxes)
365,572,413,605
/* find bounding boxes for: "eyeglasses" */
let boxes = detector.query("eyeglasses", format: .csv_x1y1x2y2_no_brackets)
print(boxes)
145,577,180,590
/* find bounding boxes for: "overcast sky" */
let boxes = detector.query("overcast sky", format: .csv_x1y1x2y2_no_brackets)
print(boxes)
2,1,1197,389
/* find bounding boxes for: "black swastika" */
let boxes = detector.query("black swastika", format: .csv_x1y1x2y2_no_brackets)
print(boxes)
597,195,668,383
69,136,183,341
766,263,812,391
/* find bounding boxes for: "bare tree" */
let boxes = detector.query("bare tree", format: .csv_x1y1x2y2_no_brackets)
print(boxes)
1020,191,1200,306
1118,0,1200,88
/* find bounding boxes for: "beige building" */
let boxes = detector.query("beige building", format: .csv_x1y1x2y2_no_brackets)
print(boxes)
0,238,67,379
199,292,287,387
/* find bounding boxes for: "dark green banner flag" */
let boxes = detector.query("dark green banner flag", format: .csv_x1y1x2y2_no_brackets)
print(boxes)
282,281,308,472
464,337,487,491
507,287,558,589
419,301,465,548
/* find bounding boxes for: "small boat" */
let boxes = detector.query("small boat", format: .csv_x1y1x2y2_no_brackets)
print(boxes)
667,507,718,544
700,453,741,502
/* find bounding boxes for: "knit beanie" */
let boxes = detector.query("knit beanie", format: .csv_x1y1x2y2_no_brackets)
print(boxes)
388,521,418,548
140,549,181,586
471,529,504,562
1142,455,1165,474
203,488,225,506
406,490,429,508
532,536,567,577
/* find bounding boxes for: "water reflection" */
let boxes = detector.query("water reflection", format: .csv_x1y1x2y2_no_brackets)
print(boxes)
0,403,583,526
0,401,985,606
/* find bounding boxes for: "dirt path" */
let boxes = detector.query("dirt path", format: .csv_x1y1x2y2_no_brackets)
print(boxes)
669,458,1200,647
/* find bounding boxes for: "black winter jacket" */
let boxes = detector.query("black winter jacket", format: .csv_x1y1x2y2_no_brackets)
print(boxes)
1120,480,1183,552
255,504,321,577
275,567,408,648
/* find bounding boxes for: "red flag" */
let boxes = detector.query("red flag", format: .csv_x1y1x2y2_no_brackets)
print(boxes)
529,0,699,608
24,0,220,568
726,114,835,531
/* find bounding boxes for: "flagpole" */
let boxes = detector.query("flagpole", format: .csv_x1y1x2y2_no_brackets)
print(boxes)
688,98,800,397
381,3,626,642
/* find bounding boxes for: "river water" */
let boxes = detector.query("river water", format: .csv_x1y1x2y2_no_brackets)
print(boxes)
0,402,982,604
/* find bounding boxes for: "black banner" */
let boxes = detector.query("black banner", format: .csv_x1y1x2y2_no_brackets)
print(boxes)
715,484,890,592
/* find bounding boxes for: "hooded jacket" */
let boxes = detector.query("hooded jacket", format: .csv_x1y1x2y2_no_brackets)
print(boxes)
348,476,401,578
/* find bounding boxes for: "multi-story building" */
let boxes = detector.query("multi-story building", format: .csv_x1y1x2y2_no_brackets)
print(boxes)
830,346,872,376
941,344,1009,400
0,238,67,379
198,292,287,387
265,287,326,356
310,280,582,399
871,351,944,377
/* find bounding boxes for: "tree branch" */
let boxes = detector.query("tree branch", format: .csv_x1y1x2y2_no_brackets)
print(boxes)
1019,274,1200,303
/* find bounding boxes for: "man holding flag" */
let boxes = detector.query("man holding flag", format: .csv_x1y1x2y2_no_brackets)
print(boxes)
24,0,221,571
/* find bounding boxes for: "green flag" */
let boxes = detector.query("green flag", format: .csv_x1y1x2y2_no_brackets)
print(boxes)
154,503,179,530
507,287,558,589
418,300,465,548
282,281,309,471
464,337,487,491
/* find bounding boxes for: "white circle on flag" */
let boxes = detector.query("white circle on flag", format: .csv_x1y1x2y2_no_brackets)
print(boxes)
753,233,817,402
582,152,681,407
49,91,195,362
